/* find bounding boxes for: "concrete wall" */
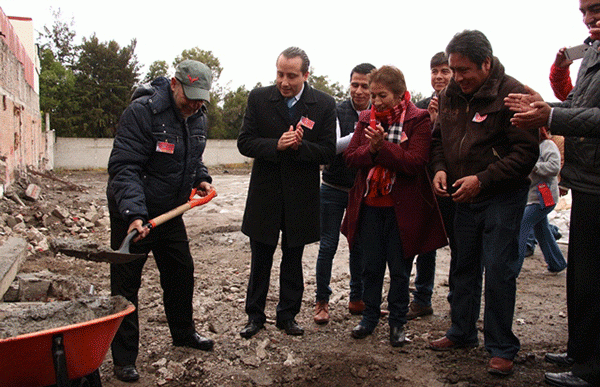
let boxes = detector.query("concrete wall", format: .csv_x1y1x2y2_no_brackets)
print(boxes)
0,8,46,189
54,138,251,169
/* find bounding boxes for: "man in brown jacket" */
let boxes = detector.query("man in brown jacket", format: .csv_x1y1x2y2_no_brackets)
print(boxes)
428,30,538,376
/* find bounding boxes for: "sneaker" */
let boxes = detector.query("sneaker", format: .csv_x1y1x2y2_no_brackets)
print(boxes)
406,301,433,320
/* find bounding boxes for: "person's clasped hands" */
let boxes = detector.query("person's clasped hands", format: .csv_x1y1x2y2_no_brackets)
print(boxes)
365,123,387,154
277,122,304,151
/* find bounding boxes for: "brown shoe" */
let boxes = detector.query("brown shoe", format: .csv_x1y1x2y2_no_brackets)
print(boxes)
429,336,477,351
406,301,433,320
314,301,329,324
348,300,365,315
487,357,514,376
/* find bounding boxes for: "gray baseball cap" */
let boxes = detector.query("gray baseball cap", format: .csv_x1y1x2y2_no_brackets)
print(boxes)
174,60,212,102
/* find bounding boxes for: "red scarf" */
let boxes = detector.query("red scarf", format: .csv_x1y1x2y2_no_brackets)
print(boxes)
364,91,411,199
369,90,411,127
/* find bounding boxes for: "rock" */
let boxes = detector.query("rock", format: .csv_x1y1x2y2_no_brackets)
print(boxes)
25,184,41,200
12,222,26,232
284,352,301,367
250,371,274,386
5,216,19,228
256,338,270,359
51,207,70,220
35,238,49,252
2,281,19,302
26,228,45,243
241,355,260,367
42,214,61,227
17,273,52,301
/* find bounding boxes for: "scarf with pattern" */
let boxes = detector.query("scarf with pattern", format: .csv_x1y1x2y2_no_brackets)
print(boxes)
364,91,410,198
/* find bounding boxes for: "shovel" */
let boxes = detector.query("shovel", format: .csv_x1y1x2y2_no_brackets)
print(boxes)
52,188,216,264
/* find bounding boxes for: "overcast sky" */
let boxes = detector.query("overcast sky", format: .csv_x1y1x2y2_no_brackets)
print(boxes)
3,1,590,101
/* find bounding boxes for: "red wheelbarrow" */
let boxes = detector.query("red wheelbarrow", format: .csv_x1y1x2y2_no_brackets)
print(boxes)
0,301,135,387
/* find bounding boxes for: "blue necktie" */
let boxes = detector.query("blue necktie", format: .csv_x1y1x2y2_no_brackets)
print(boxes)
286,98,296,118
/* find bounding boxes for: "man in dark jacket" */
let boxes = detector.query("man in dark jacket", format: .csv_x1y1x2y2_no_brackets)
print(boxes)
106,60,216,382
409,52,455,321
506,2,600,385
237,47,336,338
428,30,538,376
313,62,375,325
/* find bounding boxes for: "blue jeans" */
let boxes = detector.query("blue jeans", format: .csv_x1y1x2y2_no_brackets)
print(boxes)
524,223,561,254
446,187,527,360
358,206,412,330
412,250,436,307
315,184,363,302
517,203,566,275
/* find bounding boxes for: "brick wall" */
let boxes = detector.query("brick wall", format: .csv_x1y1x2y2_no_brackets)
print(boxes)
0,7,46,189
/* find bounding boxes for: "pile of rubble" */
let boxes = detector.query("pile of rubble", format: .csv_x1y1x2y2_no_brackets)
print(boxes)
0,170,110,255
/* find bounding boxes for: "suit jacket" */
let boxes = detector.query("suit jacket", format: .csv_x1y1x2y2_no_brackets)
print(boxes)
237,83,336,247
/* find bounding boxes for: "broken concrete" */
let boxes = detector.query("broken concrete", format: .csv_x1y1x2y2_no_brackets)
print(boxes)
0,237,27,299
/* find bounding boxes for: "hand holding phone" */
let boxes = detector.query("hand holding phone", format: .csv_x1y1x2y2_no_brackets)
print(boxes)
564,43,590,61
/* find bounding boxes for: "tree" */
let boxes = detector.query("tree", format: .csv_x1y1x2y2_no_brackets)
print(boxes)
410,90,425,104
39,7,77,68
142,60,170,83
218,86,250,139
38,48,80,135
173,48,223,81
308,69,347,103
73,35,140,137
174,48,226,139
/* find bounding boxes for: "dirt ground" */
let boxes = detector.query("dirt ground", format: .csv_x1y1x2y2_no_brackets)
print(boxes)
4,168,571,386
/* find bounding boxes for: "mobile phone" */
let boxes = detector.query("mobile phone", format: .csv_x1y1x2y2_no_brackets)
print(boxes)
564,44,590,61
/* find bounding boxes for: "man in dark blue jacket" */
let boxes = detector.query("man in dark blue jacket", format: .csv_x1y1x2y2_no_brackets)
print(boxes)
314,63,375,325
107,60,216,382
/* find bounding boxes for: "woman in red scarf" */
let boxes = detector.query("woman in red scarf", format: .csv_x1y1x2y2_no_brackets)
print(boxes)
341,66,447,347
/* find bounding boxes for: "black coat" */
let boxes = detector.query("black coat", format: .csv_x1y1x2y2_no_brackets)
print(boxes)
237,83,336,247
107,77,211,224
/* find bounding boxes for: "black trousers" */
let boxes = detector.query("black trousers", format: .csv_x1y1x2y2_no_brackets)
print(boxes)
244,234,305,324
567,190,600,383
109,215,195,366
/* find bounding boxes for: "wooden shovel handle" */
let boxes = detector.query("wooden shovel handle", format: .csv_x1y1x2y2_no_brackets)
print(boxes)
147,188,216,228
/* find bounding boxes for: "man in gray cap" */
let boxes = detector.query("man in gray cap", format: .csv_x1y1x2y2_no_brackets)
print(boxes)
107,59,215,382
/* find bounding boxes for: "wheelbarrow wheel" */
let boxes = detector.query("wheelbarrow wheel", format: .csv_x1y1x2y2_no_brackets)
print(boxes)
78,369,102,387
47,370,102,387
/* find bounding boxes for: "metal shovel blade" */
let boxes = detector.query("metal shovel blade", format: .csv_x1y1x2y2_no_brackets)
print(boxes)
50,238,146,264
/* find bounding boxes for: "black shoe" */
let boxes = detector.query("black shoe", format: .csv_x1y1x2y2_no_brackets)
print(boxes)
545,371,591,387
173,332,214,351
390,326,406,347
545,352,575,367
276,319,304,336
240,321,264,339
351,324,372,339
114,365,139,382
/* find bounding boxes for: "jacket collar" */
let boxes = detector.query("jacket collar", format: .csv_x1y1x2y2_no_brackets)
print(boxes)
141,77,206,118
269,82,317,104
446,56,505,102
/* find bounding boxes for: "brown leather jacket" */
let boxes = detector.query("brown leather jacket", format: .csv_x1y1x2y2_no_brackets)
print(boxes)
430,57,539,202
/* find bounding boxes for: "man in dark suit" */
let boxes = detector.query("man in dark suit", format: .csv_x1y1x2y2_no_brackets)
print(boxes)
237,47,336,338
